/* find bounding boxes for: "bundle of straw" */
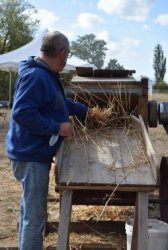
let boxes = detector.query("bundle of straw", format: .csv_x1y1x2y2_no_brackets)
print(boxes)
87,106,113,127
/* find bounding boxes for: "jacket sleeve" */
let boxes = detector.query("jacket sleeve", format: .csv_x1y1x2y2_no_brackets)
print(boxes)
12,74,60,135
66,97,88,119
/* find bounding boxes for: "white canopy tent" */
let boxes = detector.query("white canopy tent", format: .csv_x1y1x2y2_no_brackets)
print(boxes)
0,29,48,72
0,29,92,103
0,29,91,72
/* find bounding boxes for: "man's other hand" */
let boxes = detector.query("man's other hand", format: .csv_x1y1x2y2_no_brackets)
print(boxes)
59,122,73,137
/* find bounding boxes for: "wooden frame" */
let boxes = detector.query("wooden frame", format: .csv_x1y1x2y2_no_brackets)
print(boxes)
56,116,158,190
55,116,158,249
55,75,158,249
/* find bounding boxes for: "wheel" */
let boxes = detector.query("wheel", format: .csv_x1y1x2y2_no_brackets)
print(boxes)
148,100,158,127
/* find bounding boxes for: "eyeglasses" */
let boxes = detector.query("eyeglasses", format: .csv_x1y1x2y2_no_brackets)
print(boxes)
60,47,73,58
67,50,73,58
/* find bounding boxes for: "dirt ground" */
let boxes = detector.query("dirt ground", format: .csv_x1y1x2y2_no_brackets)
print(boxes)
1,94,168,249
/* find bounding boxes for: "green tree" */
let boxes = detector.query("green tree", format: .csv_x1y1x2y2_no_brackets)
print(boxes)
106,59,125,70
71,34,107,69
0,0,39,54
153,81,168,90
153,44,166,83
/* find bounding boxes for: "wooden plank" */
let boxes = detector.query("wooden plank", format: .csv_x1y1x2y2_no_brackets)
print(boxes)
47,196,161,205
72,190,136,199
72,196,161,205
58,185,157,192
139,115,159,183
87,130,117,184
45,220,125,235
110,129,126,184
137,78,148,126
131,192,148,250
160,156,168,223
67,128,134,185
59,141,88,184
130,114,141,125
114,127,155,185
125,129,155,185
55,142,64,184
72,197,136,206
120,128,147,185
47,243,120,250
71,76,139,84
47,197,59,202
0,243,121,250
116,129,133,185
57,190,73,250
80,244,120,250
0,244,18,250
57,126,157,186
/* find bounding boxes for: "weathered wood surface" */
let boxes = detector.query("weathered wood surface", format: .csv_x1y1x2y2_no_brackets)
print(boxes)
57,119,158,188
0,243,123,250
0,245,18,250
66,78,144,97
54,244,121,250
139,115,159,182
58,122,158,188
57,190,73,250
58,185,157,192
160,156,168,223
45,220,125,235
71,75,137,83
131,192,148,250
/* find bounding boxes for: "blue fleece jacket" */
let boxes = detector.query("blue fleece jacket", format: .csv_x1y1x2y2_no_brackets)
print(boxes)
6,56,88,163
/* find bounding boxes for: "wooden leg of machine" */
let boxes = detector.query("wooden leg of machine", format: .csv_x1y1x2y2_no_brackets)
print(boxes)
57,190,73,250
160,156,168,223
131,192,148,250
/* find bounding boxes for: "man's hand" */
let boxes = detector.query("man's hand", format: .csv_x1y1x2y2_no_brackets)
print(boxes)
87,108,95,120
86,107,112,125
59,122,73,137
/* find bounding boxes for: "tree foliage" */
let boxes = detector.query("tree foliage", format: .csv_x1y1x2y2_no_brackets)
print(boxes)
0,72,17,100
0,0,39,101
105,59,125,70
0,0,39,54
153,80,168,90
71,34,107,69
153,44,166,83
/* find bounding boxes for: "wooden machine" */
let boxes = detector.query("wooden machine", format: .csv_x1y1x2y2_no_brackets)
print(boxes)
55,68,161,250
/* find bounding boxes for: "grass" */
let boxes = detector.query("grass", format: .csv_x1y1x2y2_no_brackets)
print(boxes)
150,93,168,102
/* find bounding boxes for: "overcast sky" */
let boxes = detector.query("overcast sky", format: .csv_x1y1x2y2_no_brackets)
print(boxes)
28,0,168,81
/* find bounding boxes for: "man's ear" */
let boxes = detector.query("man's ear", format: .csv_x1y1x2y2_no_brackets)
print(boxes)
59,48,66,58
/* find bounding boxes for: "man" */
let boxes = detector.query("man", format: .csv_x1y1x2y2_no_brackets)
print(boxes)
6,31,91,249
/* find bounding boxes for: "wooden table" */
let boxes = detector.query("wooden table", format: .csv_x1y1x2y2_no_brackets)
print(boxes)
55,116,159,250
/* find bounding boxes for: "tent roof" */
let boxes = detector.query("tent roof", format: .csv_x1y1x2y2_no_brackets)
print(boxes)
0,29,92,72
0,29,48,71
